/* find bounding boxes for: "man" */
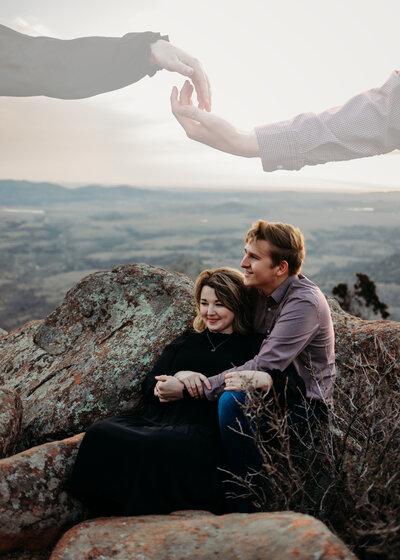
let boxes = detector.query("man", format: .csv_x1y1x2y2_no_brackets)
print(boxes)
0,24,211,108
171,71,400,171
166,220,335,510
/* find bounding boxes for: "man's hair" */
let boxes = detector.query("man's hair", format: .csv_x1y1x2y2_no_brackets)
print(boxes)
246,220,305,275
193,267,253,335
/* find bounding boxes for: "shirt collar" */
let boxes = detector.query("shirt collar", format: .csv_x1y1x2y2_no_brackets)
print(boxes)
269,275,298,305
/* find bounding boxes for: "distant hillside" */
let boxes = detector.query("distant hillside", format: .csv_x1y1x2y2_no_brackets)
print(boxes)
0,181,399,329
0,180,163,205
313,252,400,286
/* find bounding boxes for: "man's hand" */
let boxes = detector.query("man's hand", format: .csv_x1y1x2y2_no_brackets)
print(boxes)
150,40,211,111
171,80,259,157
224,370,273,393
154,375,184,402
174,370,211,398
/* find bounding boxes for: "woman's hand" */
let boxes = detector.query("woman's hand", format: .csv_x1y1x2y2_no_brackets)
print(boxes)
150,40,211,111
154,375,184,402
174,370,211,398
224,370,273,393
171,80,259,157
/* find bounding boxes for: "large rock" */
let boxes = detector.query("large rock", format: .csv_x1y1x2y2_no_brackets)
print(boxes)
327,296,400,377
0,328,7,336
49,510,357,560
0,388,23,458
0,264,195,450
0,433,85,554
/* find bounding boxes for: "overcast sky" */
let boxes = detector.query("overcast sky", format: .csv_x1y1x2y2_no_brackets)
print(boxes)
1,0,399,190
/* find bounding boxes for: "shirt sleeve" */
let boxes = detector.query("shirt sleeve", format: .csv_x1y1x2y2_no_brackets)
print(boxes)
0,24,166,99
204,298,319,401
255,70,400,171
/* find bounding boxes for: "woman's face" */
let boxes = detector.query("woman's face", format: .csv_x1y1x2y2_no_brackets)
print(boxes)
199,285,235,334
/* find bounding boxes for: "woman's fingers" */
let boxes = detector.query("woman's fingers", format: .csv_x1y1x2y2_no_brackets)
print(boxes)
178,52,211,111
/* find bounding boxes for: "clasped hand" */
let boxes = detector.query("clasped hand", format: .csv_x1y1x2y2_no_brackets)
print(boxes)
174,370,211,398
154,371,212,401
154,375,184,402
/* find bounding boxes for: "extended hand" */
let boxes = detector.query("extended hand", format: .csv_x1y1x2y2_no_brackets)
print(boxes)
174,370,211,398
171,81,259,157
150,40,211,111
224,370,273,393
154,375,184,402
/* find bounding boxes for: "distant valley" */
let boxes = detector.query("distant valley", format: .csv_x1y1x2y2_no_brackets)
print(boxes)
1,180,399,331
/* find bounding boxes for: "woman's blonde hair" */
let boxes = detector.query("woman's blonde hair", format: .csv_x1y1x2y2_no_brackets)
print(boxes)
193,267,253,335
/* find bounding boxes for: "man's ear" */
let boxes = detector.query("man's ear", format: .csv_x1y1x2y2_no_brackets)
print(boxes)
276,260,289,277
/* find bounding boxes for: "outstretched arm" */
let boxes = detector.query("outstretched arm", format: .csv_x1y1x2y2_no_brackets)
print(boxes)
0,24,211,108
171,71,400,171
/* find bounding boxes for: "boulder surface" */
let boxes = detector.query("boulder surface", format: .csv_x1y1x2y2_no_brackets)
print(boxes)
0,387,23,458
0,433,85,554
0,264,194,450
327,296,400,377
49,510,357,560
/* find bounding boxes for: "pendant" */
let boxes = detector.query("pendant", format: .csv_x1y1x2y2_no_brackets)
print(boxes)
211,348,216,352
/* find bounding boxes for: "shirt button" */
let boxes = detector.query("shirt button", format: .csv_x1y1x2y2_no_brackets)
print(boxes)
266,329,270,334
267,307,271,312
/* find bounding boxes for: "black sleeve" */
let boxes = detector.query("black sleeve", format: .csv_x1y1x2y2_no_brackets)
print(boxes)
140,330,193,402
0,25,168,99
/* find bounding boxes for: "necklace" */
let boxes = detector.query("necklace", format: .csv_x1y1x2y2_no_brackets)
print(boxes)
206,331,231,352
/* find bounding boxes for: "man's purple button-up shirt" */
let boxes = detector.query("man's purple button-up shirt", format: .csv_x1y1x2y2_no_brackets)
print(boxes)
204,274,336,402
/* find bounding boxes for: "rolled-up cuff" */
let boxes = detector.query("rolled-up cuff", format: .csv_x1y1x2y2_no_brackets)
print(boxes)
255,121,302,172
204,372,226,401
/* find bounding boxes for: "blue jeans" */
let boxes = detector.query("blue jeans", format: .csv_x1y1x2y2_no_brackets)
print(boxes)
218,390,325,512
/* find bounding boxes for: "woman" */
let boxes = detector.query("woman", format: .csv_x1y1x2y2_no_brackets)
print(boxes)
68,267,264,516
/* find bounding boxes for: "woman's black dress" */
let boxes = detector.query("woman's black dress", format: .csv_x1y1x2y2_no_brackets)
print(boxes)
68,329,263,516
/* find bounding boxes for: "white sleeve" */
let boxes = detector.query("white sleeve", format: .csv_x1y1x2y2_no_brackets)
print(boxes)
255,70,400,171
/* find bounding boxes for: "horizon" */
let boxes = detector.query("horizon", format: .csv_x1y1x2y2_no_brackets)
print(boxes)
1,177,400,195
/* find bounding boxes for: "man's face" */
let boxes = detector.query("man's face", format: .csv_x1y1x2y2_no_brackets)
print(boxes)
240,239,282,295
